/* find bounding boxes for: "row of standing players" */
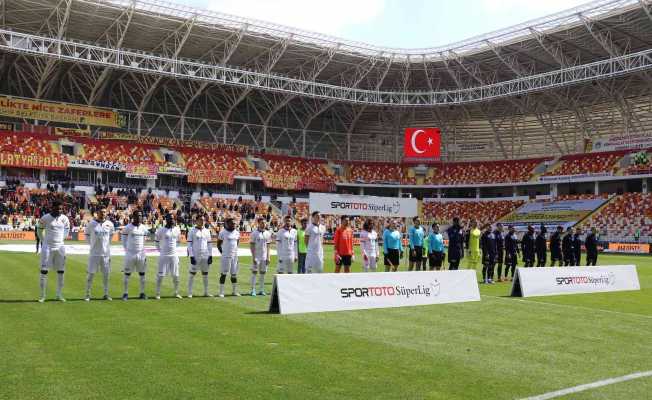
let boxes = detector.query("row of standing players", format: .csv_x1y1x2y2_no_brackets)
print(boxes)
36,202,382,302
442,218,600,284
35,201,600,301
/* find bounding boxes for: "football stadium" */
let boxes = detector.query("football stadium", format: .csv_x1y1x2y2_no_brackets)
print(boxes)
1,0,652,398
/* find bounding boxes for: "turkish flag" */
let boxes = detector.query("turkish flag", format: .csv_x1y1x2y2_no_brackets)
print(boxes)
403,128,441,159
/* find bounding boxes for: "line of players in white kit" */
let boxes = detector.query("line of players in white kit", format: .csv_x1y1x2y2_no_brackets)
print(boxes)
36,202,339,302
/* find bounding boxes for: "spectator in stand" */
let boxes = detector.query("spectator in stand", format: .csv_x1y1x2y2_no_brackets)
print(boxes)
446,217,464,270
585,227,599,266
334,216,354,273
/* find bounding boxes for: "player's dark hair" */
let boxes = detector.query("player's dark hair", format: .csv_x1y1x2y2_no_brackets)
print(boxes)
311,211,320,217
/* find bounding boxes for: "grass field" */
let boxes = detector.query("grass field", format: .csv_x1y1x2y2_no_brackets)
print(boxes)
1,244,651,400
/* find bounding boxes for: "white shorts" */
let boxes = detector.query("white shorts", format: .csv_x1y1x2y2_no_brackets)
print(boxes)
276,258,295,274
221,256,239,275
158,255,180,277
251,259,269,273
364,255,378,271
124,252,147,274
88,256,111,274
40,247,66,272
305,254,324,274
189,257,211,274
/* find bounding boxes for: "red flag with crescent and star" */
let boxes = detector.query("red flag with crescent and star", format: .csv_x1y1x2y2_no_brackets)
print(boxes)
403,128,441,160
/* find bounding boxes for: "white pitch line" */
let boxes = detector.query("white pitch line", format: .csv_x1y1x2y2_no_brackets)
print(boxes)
482,294,652,320
518,370,652,400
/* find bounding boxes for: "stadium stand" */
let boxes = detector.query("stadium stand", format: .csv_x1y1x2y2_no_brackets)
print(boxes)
422,200,526,227
579,192,652,242
543,151,627,177
425,158,549,185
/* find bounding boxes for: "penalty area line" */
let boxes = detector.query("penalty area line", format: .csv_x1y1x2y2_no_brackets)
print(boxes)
518,370,652,400
482,294,652,320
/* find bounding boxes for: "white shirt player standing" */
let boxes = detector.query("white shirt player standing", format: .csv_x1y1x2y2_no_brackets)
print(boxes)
276,215,297,274
304,211,326,273
359,219,380,272
121,211,150,300
84,209,115,301
249,217,272,296
38,201,70,302
154,214,182,300
217,218,241,297
187,215,213,298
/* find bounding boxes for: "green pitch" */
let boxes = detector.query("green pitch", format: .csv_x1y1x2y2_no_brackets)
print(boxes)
0,246,651,400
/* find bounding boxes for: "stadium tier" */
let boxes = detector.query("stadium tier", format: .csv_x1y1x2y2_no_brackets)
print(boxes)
422,199,526,227
542,150,628,177
578,192,652,241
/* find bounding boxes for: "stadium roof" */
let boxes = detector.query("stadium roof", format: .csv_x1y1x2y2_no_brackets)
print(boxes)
0,0,652,161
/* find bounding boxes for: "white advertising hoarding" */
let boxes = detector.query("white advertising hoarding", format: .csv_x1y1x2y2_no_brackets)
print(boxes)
309,193,418,218
510,266,640,297
269,270,481,315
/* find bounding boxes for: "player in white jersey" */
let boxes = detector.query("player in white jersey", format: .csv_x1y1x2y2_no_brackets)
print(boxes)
38,201,70,302
359,219,380,272
217,218,241,297
304,211,326,273
155,213,182,299
121,211,149,300
84,209,115,301
249,217,272,296
187,214,213,298
276,215,297,274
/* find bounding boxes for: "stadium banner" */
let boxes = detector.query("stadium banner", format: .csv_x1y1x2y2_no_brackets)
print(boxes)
263,174,301,190
125,163,158,179
269,270,480,314
591,133,652,152
157,165,187,175
54,127,91,138
0,231,36,241
297,178,336,192
510,266,640,297
604,242,650,254
97,131,247,153
187,169,234,184
0,122,14,131
538,172,612,182
499,198,608,231
309,193,418,218
0,96,123,127
403,128,441,160
68,159,124,171
0,152,67,170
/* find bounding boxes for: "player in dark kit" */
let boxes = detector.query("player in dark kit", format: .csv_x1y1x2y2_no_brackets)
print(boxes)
535,225,547,267
480,224,497,284
493,223,505,281
549,226,563,266
521,225,536,268
503,225,519,280
446,217,464,270
572,227,583,266
562,227,574,266
585,227,599,266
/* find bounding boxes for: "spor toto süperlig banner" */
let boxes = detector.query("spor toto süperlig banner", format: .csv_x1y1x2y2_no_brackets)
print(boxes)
510,266,640,297
309,193,418,218
269,270,480,314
